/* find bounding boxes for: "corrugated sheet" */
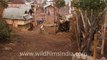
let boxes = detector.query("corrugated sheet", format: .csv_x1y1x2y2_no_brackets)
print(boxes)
3,5,33,20
8,0,24,4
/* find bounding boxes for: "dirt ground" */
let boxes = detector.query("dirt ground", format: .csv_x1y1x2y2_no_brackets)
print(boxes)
0,7,79,60
0,6,107,60
0,26,79,60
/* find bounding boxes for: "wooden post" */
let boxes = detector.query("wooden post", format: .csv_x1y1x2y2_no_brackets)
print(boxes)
101,22,106,55
93,34,97,60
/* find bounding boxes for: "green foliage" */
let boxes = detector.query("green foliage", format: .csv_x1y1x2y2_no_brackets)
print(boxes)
55,0,65,9
73,0,106,12
0,18,11,41
0,0,8,8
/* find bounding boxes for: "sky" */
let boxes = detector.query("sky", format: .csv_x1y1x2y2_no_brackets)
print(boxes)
64,0,71,5
46,0,71,5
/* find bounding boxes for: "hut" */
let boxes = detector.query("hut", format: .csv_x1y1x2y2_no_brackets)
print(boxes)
8,0,25,8
44,5,55,15
2,6,33,31
44,4,56,25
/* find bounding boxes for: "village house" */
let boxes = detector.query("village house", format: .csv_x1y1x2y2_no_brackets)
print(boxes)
44,5,55,16
2,0,36,31
8,0,25,8
43,0,56,25
44,5,56,24
3,6,33,30
8,0,37,12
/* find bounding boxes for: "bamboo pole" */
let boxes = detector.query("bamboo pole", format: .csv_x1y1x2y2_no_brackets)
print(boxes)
79,9,86,32
101,11,107,55
101,27,105,55
74,10,81,51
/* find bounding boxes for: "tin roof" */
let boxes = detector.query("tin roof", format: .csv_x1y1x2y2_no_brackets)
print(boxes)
3,5,33,20
8,0,25,4
8,0,37,4
43,4,54,8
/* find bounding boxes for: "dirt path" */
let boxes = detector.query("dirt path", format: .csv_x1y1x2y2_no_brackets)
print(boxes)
0,8,79,60
0,27,78,60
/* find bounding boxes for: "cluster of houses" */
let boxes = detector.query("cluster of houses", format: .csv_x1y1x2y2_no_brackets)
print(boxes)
2,0,73,31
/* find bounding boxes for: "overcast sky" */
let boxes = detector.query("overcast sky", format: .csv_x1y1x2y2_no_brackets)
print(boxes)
46,0,71,4
40,0,72,5
64,0,71,5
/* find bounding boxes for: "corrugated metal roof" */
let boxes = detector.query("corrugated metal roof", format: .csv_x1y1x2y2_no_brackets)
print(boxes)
8,0,37,4
8,0,24,4
44,4,53,8
3,5,33,20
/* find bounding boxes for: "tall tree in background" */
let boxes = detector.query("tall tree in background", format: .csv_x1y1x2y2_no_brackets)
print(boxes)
54,0,65,22
0,0,8,17
55,0,65,12
72,0,107,55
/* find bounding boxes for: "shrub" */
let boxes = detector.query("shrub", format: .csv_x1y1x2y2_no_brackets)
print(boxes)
0,18,11,42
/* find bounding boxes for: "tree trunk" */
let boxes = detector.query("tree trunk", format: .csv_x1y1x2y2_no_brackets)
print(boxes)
0,7,4,18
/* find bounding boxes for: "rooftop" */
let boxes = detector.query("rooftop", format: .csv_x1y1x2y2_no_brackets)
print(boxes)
8,0,25,4
3,5,33,20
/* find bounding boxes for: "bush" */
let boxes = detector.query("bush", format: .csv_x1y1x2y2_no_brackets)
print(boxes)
0,18,11,42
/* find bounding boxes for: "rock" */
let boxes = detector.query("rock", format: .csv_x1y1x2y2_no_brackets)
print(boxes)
4,47,12,51
100,57,107,60
8,43,16,47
